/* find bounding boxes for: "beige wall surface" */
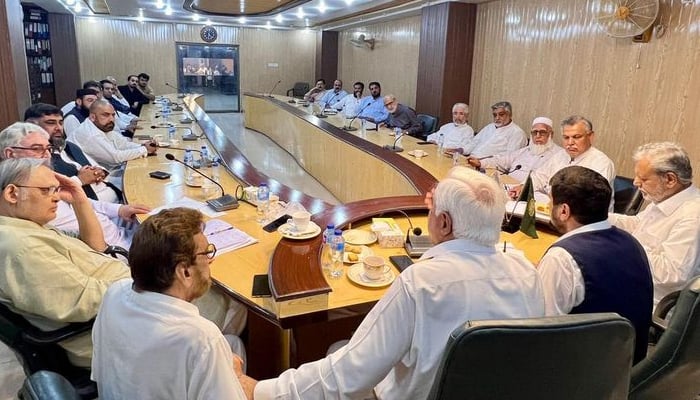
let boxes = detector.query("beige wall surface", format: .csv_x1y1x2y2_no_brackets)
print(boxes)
75,19,316,98
470,0,700,177
338,15,421,108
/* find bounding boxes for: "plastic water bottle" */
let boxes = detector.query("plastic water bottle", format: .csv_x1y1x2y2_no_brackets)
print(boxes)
395,128,403,149
211,158,220,182
437,133,445,154
167,125,176,141
183,148,195,184
256,183,269,223
200,145,210,168
329,229,345,278
321,224,335,273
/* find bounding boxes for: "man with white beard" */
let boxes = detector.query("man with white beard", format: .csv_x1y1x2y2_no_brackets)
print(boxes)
467,117,562,183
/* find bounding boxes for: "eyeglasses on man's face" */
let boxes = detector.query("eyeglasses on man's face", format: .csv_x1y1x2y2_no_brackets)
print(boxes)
13,185,62,196
530,130,550,137
195,243,217,259
11,145,54,155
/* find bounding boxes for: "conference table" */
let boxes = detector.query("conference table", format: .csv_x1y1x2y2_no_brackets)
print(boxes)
124,93,557,378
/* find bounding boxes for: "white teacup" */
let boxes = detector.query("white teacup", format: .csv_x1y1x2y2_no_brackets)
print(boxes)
287,211,311,232
170,139,180,146
153,134,164,143
363,255,389,280
414,149,426,158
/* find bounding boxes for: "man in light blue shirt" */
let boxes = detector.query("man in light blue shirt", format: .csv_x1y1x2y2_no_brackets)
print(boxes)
318,80,347,110
357,81,389,125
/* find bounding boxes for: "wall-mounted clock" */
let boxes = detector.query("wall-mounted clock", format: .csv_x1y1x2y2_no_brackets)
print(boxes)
200,26,218,43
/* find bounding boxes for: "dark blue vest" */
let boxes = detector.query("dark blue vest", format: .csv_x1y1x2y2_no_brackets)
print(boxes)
551,227,653,364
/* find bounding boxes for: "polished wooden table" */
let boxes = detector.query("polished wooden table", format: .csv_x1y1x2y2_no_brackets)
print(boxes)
124,93,557,378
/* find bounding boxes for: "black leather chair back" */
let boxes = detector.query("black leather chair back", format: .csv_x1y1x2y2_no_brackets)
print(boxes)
286,82,310,98
427,313,635,400
613,176,644,215
417,114,438,138
629,276,700,400
18,370,81,400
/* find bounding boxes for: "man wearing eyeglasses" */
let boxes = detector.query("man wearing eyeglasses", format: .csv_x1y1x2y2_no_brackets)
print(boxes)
466,117,562,183
383,94,423,138
0,122,149,249
92,208,252,399
0,158,131,367
459,101,527,158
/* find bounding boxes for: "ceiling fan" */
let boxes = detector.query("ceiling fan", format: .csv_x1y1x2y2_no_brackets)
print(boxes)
350,34,376,50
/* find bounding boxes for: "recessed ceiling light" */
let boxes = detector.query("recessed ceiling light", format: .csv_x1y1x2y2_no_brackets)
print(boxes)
192,13,200,21
66,0,76,5
155,0,165,9
297,7,304,19
265,21,271,30
318,1,327,13
165,6,173,16
205,19,213,26
275,14,283,23
74,2,82,12
345,0,353,5
238,16,246,24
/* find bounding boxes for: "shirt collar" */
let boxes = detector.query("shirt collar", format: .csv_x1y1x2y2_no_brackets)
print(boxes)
555,220,611,243
420,237,497,261
652,185,699,216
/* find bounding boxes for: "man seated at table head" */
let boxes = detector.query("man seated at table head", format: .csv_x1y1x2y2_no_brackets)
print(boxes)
426,102,474,151
460,101,527,158
92,207,252,399
303,78,326,103
357,81,389,126
0,158,131,367
318,79,347,110
538,166,653,364
609,142,700,307
0,122,145,249
72,99,156,176
335,81,364,118
383,94,423,138
467,116,562,183
249,166,544,400
63,88,100,140
24,103,122,204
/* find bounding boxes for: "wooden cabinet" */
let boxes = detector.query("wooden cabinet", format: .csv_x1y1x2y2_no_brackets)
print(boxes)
22,5,55,105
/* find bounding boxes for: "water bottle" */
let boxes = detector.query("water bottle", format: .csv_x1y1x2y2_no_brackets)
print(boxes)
321,224,335,273
394,128,403,149
183,148,195,184
211,158,220,182
453,151,460,166
167,125,176,141
329,229,345,278
437,133,445,154
256,183,269,223
200,145,210,168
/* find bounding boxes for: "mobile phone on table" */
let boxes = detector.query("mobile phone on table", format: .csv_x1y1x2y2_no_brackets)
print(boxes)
263,214,292,233
416,141,432,145
252,274,272,297
389,255,414,273
149,171,171,180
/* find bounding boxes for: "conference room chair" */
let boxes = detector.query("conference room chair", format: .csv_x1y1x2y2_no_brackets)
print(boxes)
0,302,97,399
427,313,635,400
613,176,644,215
417,113,438,139
628,275,700,400
18,370,81,400
286,82,310,98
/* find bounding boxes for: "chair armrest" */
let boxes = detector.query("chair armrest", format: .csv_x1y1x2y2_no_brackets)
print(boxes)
22,320,94,346
286,89,294,96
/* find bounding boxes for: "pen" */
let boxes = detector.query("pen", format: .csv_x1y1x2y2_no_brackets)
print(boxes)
503,241,507,253
477,155,494,160
206,226,234,236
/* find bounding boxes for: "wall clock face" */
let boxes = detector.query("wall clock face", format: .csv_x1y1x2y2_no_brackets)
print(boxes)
200,26,218,43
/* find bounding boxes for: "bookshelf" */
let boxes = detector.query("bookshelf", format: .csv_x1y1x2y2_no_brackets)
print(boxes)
22,4,55,105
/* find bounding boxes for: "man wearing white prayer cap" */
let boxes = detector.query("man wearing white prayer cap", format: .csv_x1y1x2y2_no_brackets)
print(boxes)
467,116,563,183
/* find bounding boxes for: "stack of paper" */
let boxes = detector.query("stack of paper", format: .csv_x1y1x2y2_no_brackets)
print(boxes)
204,219,258,255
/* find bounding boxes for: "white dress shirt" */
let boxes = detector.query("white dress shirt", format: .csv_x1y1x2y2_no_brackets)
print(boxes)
71,119,147,171
481,143,563,183
92,279,247,400
538,221,611,315
609,186,700,305
254,238,544,400
531,146,615,193
462,121,527,158
426,123,475,150
52,200,131,249
58,150,120,204
335,94,363,118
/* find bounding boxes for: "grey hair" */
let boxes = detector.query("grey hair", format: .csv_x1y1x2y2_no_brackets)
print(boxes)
491,101,512,114
452,103,469,113
434,166,506,246
0,158,47,190
633,142,693,185
0,122,49,160
561,115,594,133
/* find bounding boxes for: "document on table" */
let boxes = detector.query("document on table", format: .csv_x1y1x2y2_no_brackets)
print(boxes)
204,219,258,255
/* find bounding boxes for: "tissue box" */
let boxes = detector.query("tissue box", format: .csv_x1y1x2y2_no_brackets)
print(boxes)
371,218,405,248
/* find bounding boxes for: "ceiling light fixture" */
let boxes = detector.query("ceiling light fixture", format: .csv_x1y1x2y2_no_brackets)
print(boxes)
155,0,165,9
265,21,272,30
345,0,353,5
192,13,200,21
165,6,172,16
205,19,213,26
74,2,82,12
65,0,76,5
238,16,246,24
297,7,305,19
318,1,327,13
275,14,283,23
137,8,145,22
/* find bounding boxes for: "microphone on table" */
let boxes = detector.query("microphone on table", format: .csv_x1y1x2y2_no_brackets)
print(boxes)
343,102,372,131
383,130,405,152
316,92,341,119
267,80,281,98
394,210,432,258
165,82,185,98
497,164,522,175
164,153,239,211
150,142,201,153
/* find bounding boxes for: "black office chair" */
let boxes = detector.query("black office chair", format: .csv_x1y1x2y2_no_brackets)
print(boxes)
629,276,700,400
417,114,438,138
18,370,81,400
286,82,310,98
613,176,644,215
427,313,635,400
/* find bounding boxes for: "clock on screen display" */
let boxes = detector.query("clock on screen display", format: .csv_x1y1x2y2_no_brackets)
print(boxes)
200,26,218,43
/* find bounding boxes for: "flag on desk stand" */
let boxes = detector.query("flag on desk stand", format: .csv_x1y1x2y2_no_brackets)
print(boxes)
518,173,538,239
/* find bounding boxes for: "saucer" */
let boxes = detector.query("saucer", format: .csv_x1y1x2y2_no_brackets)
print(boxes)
342,229,377,245
278,222,321,240
347,264,395,288
407,150,428,158
343,245,373,264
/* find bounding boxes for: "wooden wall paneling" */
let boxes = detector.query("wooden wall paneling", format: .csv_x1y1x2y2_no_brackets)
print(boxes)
49,13,81,107
470,0,700,178
0,0,30,127
338,16,421,108
315,30,339,87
